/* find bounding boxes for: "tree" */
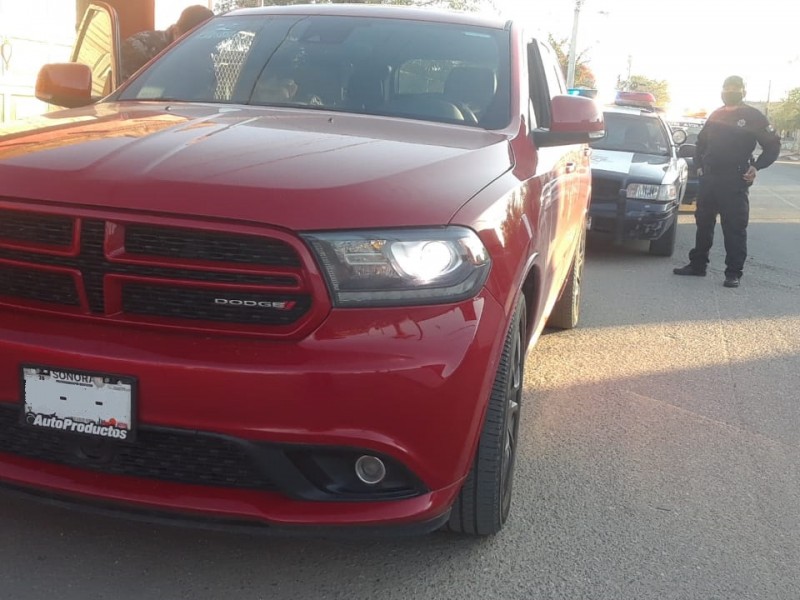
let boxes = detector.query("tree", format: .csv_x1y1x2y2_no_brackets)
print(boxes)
770,87,800,133
617,74,670,108
547,35,596,89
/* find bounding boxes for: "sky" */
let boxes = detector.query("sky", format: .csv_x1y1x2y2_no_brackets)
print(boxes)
493,0,799,114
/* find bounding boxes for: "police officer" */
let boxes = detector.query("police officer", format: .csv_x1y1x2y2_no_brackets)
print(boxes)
673,75,781,288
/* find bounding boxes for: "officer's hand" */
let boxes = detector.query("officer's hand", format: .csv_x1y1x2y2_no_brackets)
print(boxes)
743,165,757,184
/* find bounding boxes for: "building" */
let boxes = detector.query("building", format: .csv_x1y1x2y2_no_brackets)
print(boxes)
0,0,212,124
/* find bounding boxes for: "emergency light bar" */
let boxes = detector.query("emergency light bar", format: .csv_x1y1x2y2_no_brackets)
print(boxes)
614,91,656,108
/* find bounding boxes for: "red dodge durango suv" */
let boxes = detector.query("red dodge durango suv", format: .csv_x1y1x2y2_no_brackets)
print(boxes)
0,3,603,535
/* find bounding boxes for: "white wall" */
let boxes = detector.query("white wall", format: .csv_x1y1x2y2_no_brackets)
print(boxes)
0,0,74,122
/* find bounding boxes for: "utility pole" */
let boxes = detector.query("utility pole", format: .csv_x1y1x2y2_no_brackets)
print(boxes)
566,0,584,88
765,80,771,117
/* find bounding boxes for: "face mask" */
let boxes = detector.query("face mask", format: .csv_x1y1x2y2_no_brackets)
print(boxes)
721,91,743,106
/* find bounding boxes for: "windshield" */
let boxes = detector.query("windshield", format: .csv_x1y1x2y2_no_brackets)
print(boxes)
590,112,670,156
118,14,511,129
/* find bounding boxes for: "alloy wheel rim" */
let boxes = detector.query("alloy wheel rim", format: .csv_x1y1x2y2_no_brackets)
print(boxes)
572,233,586,316
500,324,523,519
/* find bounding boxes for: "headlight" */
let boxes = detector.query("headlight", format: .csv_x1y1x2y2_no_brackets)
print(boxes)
302,227,491,307
626,183,678,201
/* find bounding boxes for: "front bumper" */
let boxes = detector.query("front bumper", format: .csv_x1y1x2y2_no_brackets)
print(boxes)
0,292,507,529
589,197,677,242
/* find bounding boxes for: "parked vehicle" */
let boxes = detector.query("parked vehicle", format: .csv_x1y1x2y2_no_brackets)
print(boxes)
0,3,603,535
589,92,693,256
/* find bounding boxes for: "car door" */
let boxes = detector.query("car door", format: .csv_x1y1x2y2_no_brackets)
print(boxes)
528,40,584,291
71,2,122,101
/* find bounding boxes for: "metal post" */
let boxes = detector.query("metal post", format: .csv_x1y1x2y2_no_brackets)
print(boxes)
566,0,584,89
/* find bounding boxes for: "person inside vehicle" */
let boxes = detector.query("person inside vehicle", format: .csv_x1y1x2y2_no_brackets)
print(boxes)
250,76,300,104
623,122,653,152
120,5,214,81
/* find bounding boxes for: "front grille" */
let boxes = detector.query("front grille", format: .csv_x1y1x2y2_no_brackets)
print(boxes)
0,404,275,490
591,176,624,203
0,209,73,247
125,225,301,266
123,283,311,325
0,263,79,306
0,209,314,332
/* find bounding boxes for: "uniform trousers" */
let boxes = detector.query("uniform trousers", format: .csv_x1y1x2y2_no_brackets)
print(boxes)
688,169,750,278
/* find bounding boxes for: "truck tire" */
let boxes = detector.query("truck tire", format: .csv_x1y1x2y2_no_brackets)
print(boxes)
547,226,586,330
447,296,525,535
649,214,678,256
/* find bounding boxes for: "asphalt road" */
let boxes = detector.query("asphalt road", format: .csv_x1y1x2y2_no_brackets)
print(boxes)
1,160,799,600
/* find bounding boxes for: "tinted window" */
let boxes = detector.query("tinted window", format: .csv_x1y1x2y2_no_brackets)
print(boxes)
118,15,510,128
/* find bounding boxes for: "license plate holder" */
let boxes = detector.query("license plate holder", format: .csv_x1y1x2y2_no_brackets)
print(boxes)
21,365,136,441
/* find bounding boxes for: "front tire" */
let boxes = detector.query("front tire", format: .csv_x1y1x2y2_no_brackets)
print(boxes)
447,296,526,535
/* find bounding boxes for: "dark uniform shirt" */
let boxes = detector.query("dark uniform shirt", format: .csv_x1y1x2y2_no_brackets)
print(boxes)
120,29,172,82
695,103,781,172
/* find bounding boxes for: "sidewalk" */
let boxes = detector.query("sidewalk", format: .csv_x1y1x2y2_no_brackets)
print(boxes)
779,144,799,160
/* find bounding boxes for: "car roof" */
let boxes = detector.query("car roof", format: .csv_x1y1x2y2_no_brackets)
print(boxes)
603,105,662,119
225,4,511,30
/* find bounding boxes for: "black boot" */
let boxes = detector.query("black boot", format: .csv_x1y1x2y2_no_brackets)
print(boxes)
723,274,740,288
673,264,706,276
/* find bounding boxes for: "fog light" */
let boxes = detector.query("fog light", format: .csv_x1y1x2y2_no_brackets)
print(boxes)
354,455,386,485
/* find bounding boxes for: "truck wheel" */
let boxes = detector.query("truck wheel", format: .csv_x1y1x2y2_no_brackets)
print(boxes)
547,226,585,330
649,214,678,256
447,296,525,535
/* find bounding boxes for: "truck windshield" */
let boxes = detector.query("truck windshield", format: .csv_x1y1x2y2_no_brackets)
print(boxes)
117,14,511,129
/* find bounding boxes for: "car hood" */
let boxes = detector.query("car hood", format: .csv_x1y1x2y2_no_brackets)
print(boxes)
0,103,512,230
590,149,681,184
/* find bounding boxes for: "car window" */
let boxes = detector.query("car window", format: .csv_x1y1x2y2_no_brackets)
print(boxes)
118,15,511,128
591,112,670,156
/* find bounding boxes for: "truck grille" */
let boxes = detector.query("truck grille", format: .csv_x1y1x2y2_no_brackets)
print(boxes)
0,208,74,247
0,206,315,334
125,224,301,266
0,403,275,490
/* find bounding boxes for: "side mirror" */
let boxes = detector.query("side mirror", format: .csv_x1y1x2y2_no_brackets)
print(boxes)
672,128,688,145
533,95,605,147
36,63,93,108
678,143,696,159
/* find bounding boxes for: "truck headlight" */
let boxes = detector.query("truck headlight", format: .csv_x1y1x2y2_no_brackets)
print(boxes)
626,183,678,201
302,227,491,307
